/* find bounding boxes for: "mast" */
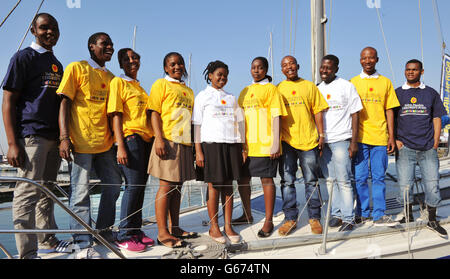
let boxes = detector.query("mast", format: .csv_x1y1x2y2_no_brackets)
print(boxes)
132,25,137,50
310,0,327,84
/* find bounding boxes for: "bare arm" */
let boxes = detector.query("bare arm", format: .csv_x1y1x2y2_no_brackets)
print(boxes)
349,112,359,158
386,109,395,154
2,89,25,168
433,117,442,149
111,112,128,166
314,111,325,156
150,110,167,158
58,96,73,161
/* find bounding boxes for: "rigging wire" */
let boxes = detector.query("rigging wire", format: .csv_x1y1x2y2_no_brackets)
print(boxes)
283,0,286,56
0,0,22,29
418,0,425,81
326,0,332,53
289,0,293,55
293,0,299,56
432,0,447,56
16,0,45,53
375,6,396,86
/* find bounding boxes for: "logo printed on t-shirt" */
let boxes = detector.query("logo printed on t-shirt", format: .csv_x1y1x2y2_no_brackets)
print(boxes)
101,83,106,89
327,94,331,100
51,64,58,73
411,97,417,104
292,91,296,95
221,100,226,105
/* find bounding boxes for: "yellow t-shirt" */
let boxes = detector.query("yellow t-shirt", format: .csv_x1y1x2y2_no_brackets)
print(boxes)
56,60,114,154
147,78,194,145
107,76,153,142
277,78,329,151
238,82,287,157
350,74,400,146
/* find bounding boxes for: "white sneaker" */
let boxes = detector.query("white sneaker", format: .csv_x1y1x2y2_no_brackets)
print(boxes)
69,248,102,259
373,215,399,227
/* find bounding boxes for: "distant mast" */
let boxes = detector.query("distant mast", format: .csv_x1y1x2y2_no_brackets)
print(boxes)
132,25,137,50
311,0,327,84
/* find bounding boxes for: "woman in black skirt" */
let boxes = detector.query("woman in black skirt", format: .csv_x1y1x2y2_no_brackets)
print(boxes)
192,61,245,244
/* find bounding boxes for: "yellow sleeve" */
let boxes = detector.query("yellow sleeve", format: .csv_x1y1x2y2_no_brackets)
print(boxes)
147,79,165,114
385,79,400,110
269,86,287,118
56,62,80,101
107,77,124,114
311,84,329,114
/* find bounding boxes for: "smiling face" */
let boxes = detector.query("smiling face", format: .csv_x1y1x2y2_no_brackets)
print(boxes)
319,59,338,84
405,62,423,85
89,34,114,67
360,47,378,75
281,56,299,81
164,54,186,81
251,59,268,82
209,67,228,90
31,14,59,51
121,50,140,80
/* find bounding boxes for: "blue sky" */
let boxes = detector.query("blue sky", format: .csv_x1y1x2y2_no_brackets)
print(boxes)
0,0,449,153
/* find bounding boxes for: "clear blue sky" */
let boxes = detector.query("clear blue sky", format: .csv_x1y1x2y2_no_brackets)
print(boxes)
1,0,449,153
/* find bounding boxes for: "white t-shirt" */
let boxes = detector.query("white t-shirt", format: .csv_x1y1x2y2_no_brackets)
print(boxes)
318,77,363,143
192,85,244,143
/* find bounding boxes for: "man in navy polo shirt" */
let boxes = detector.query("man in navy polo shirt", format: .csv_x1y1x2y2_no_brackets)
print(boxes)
394,59,447,238
2,13,70,258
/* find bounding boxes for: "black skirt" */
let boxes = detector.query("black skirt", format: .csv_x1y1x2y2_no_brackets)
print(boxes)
247,156,279,178
200,142,244,184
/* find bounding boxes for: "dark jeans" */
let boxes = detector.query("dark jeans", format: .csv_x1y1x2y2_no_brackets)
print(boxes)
279,141,322,220
117,134,153,241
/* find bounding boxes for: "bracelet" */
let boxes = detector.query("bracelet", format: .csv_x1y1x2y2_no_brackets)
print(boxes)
59,135,70,142
319,133,325,138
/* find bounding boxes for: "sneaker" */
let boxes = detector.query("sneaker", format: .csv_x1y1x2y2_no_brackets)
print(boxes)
70,247,102,259
427,221,448,238
329,217,342,228
136,231,155,246
338,222,354,232
354,216,371,225
116,238,146,252
309,219,323,234
278,220,297,236
373,215,399,227
398,216,414,224
38,240,73,254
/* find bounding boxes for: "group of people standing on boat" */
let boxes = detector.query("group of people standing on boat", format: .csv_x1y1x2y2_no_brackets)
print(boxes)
1,13,448,259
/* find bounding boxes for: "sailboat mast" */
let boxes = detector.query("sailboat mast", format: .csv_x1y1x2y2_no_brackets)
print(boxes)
132,25,137,50
311,0,327,84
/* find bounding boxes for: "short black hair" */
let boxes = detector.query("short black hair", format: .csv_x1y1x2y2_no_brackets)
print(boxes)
117,48,140,68
163,52,188,78
203,60,229,84
322,54,340,67
88,32,110,53
252,56,272,82
31,13,58,29
406,59,423,70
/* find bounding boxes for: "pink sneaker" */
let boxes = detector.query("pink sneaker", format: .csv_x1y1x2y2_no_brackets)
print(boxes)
116,238,146,252
136,232,154,246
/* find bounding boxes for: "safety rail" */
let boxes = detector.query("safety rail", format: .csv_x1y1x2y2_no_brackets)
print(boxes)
0,176,126,259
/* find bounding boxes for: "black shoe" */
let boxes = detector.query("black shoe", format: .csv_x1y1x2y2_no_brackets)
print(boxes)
427,221,448,238
338,222,354,232
354,216,371,224
399,216,414,224
328,217,342,228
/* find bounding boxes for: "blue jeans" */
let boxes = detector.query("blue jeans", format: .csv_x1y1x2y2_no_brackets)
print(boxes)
319,140,355,223
279,142,322,221
69,147,122,248
354,143,388,221
117,135,152,241
396,146,441,207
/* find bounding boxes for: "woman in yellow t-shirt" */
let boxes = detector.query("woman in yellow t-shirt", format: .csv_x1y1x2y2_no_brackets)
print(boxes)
238,57,287,238
147,52,197,248
107,48,154,252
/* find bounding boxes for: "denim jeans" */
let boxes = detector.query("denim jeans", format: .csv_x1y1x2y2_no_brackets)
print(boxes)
354,143,388,221
279,141,322,220
396,146,441,207
319,140,355,223
117,135,152,242
69,147,122,248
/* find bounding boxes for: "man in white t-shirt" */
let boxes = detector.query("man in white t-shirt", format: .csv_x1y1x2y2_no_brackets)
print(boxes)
317,55,363,231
